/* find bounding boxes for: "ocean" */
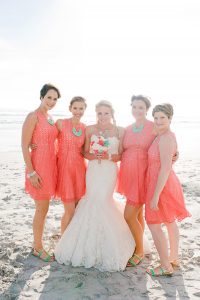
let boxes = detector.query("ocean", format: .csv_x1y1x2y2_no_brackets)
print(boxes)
0,110,199,160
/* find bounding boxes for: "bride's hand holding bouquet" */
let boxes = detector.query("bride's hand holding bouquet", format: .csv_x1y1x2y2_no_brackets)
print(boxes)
90,135,110,164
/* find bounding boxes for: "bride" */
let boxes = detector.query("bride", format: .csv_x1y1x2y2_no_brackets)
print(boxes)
55,100,150,272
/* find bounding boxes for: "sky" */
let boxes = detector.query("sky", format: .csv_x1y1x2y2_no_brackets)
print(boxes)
0,0,200,118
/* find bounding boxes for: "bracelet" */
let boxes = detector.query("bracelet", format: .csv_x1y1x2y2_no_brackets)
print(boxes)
27,170,36,178
108,153,112,161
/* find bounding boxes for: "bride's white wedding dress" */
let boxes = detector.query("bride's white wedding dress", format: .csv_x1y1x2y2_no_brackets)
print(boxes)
55,135,150,272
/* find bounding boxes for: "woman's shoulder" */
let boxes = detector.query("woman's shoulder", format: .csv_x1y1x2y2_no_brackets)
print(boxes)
63,118,71,124
146,119,154,127
80,121,86,128
145,119,156,136
160,131,176,145
56,118,64,131
86,124,95,130
24,111,38,123
125,124,133,130
162,130,176,138
116,126,125,138
85,125,96,136
56,118,65,123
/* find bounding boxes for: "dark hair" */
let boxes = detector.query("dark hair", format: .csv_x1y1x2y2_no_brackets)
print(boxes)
40,83,61,99
152,103,174,119
70,96,87,108
131,95,151,110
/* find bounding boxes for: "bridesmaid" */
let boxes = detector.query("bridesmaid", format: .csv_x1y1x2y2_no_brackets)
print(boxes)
56,97,87,234
118,95,156,266
21,83,61,262
145,103,191,276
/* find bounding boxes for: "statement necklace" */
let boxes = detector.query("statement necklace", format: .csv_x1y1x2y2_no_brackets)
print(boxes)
72,127,82,137
132,124,144,133
47,118,54,125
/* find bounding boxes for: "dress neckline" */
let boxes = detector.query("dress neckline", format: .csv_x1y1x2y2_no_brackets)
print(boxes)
91,134,119,141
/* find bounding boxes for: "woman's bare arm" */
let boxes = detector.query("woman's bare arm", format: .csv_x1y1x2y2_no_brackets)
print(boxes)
56,119,63,132
111,127,125,162
21,112,42,189
150,135,176,210
83,126,97,160
21,112,37,173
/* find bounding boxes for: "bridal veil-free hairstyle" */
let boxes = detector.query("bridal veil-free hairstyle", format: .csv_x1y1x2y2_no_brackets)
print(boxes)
131,95,151,110
95,100,116,125
152,103,174,119
40,83,61,99
69,96,87,108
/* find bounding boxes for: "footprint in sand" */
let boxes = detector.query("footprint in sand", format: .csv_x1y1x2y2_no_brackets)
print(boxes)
97,272,112,279
2,195,11,201
77,271,89,277
193,256,200,265
181,223,192,229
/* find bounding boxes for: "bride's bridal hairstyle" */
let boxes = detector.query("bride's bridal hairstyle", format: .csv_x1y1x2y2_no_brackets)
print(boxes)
95,100,116,126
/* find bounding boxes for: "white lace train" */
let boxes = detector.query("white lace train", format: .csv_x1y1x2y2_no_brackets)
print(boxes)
55,152,150,272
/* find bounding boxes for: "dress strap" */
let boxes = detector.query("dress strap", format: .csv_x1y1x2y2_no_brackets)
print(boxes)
115,126,121,140
34,110,43,122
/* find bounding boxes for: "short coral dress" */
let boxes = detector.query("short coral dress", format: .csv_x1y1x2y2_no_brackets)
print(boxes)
56,119,86,203
118,120,156,205
145,131,191,224
25,111,58,200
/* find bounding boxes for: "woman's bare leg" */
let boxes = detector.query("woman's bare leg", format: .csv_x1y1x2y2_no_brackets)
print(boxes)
61,202,76,235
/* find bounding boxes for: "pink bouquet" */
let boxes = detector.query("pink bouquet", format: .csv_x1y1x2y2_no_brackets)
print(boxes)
90,135,110,164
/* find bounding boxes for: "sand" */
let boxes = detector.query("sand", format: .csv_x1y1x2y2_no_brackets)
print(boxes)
0,151,200,300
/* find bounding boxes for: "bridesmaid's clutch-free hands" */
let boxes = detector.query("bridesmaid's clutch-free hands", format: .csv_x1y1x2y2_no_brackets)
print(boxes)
29,143,37,150
172,151,179,164
150,195,159,211
29,172,42,189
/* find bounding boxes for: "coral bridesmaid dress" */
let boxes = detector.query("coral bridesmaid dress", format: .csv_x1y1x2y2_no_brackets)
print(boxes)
145,131,191,224
118,120,155,205
56,119,86,203
25,111,58,200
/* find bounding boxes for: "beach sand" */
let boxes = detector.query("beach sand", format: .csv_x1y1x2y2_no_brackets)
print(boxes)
0,151,200,300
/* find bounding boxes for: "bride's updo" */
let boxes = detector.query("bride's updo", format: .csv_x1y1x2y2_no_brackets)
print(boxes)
95,100,116,125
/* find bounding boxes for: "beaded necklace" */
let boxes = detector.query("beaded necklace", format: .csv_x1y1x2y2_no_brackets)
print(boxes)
72,127,82,137
47,118,54,125
132,124,144,133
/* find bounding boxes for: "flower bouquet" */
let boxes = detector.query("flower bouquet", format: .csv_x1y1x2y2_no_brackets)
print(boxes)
90,135,110,164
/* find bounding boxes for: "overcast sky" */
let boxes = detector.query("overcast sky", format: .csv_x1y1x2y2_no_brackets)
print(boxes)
0,0,200,118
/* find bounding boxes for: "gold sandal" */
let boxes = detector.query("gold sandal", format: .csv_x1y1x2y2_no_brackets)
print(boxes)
146,265,173,277
170,259,180,268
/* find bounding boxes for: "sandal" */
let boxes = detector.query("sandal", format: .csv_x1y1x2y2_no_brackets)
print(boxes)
146,265,173,277
126,253,144,267
32,248,55,262
170,259,180,268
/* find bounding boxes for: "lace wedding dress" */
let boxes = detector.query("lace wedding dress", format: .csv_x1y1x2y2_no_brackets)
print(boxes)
55,135,150,272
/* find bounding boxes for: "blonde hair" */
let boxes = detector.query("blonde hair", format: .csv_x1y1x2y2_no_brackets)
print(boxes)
152,103,173,119
131,95,151,110
95,100,116,125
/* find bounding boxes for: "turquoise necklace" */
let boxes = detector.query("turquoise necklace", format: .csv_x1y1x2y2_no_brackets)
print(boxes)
72,126,82,137
132,124,144,133
47,118,54,125
38,110,54,125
